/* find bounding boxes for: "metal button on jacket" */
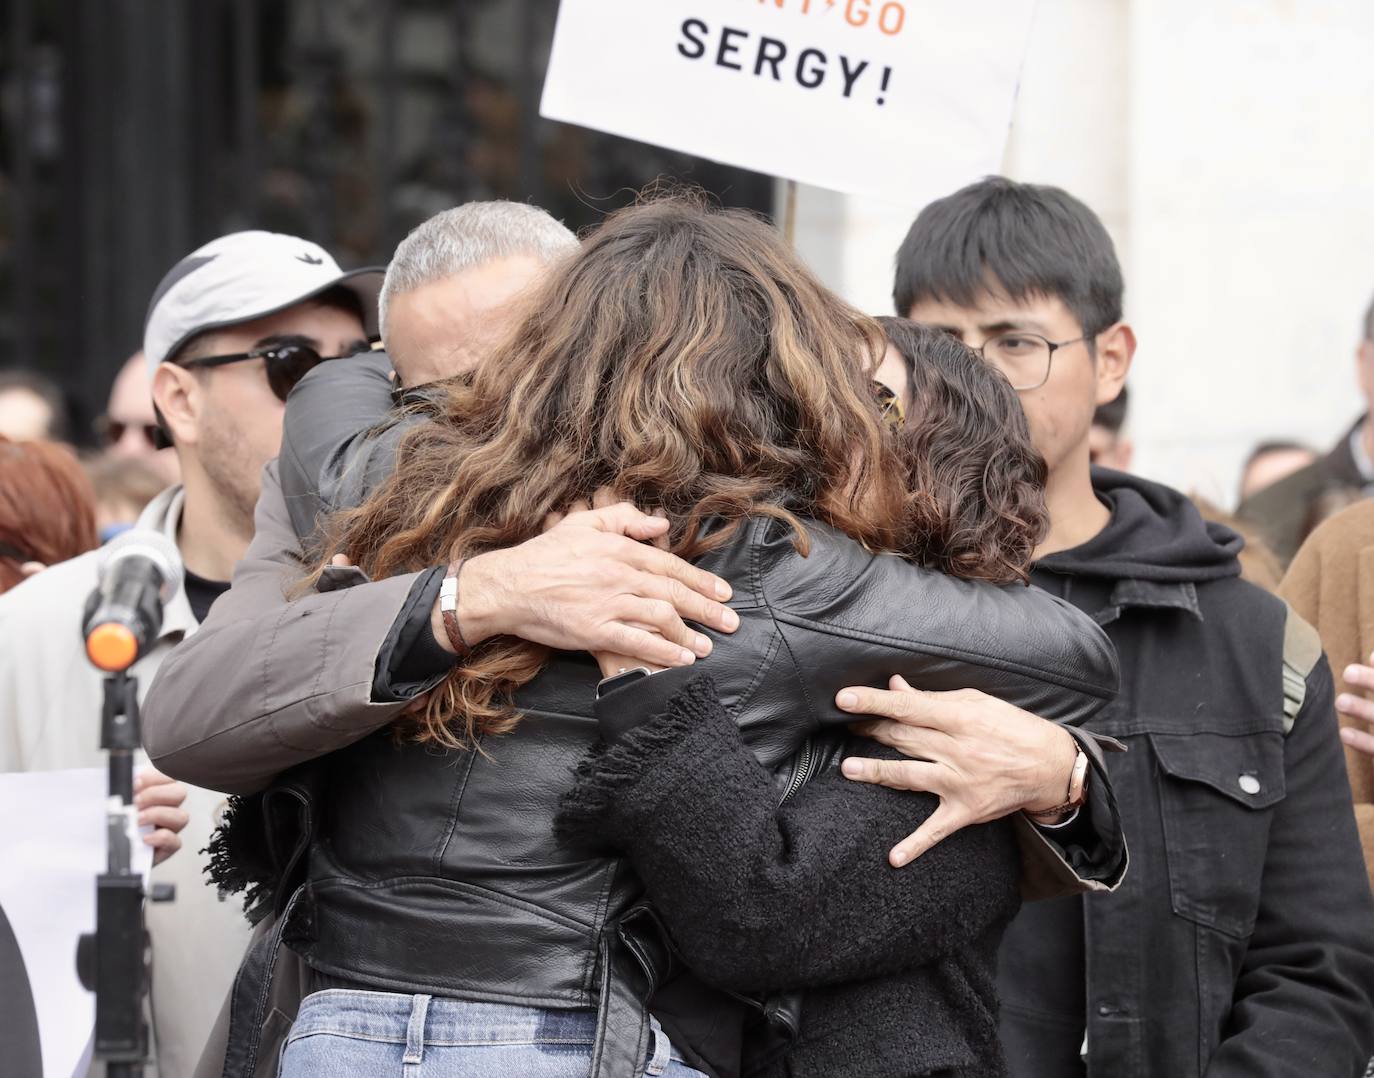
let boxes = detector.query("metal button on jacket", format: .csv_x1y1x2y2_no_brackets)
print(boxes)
1238,773,1261,795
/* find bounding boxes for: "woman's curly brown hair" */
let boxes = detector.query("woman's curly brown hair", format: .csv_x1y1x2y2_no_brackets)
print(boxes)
323,194,1046,748
877,316,1047,583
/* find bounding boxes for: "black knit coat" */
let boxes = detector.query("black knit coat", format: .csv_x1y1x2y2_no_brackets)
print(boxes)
557,676,1021,1078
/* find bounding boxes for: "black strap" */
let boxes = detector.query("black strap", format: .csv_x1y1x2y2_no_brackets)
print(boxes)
589,935,651,1078
220,886,307,1078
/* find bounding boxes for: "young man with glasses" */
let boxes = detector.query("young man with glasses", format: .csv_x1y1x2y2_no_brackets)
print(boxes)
853,176,1374,1076
0,229,381,1076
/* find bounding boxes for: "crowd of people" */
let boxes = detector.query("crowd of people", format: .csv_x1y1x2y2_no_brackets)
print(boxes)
1,177,1373,1078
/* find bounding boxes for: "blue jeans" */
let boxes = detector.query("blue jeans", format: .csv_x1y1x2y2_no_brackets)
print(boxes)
278,989,708,1077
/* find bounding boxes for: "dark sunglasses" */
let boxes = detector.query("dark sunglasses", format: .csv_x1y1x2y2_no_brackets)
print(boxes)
94,415,162,450
178,342,343,402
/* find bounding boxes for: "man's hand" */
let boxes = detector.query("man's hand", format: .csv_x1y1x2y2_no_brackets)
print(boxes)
440,502,738,670
836,676,1078,868
134,768,190,867
1338,655,1374,756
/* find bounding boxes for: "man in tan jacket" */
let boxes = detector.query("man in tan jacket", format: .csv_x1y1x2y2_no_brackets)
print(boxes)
1281,498,1374,886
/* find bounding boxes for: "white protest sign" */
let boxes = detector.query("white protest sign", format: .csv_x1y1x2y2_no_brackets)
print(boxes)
541,0,1037,209
0,768,152,1078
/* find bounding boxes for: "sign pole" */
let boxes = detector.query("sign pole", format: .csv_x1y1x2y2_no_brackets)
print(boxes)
782,178,798,246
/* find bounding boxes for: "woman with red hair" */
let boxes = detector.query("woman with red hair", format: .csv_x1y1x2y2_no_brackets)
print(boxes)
0,436,100,593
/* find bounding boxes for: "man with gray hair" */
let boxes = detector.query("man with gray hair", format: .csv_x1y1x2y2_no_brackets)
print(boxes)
279,199,577,536
378,199,579,386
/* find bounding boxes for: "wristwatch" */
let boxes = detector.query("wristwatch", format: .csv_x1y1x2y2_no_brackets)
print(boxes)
595,667,653,700
1026,744,1090,826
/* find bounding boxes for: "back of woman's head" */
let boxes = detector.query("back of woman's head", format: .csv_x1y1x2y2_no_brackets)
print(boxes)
344,193,901,580
0,437,99,592
878,317,1047,583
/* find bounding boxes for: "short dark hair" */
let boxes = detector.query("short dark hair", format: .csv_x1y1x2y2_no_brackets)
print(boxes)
1092,385,1129,434
311,284,367,329
894,176,1124,338
1363,292,1374,342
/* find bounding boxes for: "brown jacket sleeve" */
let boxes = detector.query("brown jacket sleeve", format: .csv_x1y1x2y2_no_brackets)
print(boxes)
1280,499,1374,889
141,460,425,795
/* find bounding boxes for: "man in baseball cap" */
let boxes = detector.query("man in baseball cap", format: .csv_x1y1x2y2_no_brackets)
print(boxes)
144,230,380,574
0,230,380,1076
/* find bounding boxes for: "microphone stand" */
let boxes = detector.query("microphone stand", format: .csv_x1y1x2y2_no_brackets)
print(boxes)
75,671,174,1077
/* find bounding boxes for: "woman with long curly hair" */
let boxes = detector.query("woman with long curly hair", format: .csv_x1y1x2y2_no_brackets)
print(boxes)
272,197,1116,1078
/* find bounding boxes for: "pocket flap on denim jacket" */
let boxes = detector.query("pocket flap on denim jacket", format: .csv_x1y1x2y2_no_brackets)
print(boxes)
1149,731,1285,810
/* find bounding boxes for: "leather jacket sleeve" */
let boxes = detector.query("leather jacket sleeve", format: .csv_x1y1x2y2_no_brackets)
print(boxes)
607,519,1117,767
754,519,1118,735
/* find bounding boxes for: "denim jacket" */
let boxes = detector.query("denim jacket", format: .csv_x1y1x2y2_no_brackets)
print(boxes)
1002,471,1374,1078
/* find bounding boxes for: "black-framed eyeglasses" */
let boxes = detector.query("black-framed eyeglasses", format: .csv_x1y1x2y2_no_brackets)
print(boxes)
178,342,344,402
93,415,162,450
974,331,1092,391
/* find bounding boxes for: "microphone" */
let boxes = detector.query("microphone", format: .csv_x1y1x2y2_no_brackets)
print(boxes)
82,530,184,673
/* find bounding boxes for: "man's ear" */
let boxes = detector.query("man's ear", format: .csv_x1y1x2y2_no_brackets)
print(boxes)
1094,322,1135,407
1357,339,1374,406
151,364,201,449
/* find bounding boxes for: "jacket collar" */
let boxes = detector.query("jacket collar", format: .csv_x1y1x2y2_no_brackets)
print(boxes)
135,485,199,639
1096,578,1201,628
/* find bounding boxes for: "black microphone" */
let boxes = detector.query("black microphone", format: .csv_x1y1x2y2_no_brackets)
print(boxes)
81,530,184,673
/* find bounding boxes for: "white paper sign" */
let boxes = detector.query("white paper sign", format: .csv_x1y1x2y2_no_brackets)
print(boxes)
541,0,1037,209
0,768,152,1078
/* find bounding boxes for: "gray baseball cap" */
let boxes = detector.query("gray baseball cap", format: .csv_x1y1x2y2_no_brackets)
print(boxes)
142,230,384,376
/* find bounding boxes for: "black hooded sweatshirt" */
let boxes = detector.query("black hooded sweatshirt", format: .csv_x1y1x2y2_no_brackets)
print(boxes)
999,468,1374,1078
1000,469,1240,1074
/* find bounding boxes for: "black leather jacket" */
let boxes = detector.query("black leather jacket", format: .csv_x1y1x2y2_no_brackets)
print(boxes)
284,514,1118,1075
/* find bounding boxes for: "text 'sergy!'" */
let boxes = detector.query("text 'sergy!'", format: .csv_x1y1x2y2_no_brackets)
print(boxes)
677,19,895,106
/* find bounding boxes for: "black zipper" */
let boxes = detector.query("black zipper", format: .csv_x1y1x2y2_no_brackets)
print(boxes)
779,738,816,805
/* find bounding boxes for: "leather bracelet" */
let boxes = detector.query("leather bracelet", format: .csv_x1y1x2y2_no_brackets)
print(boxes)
439,558,472,657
